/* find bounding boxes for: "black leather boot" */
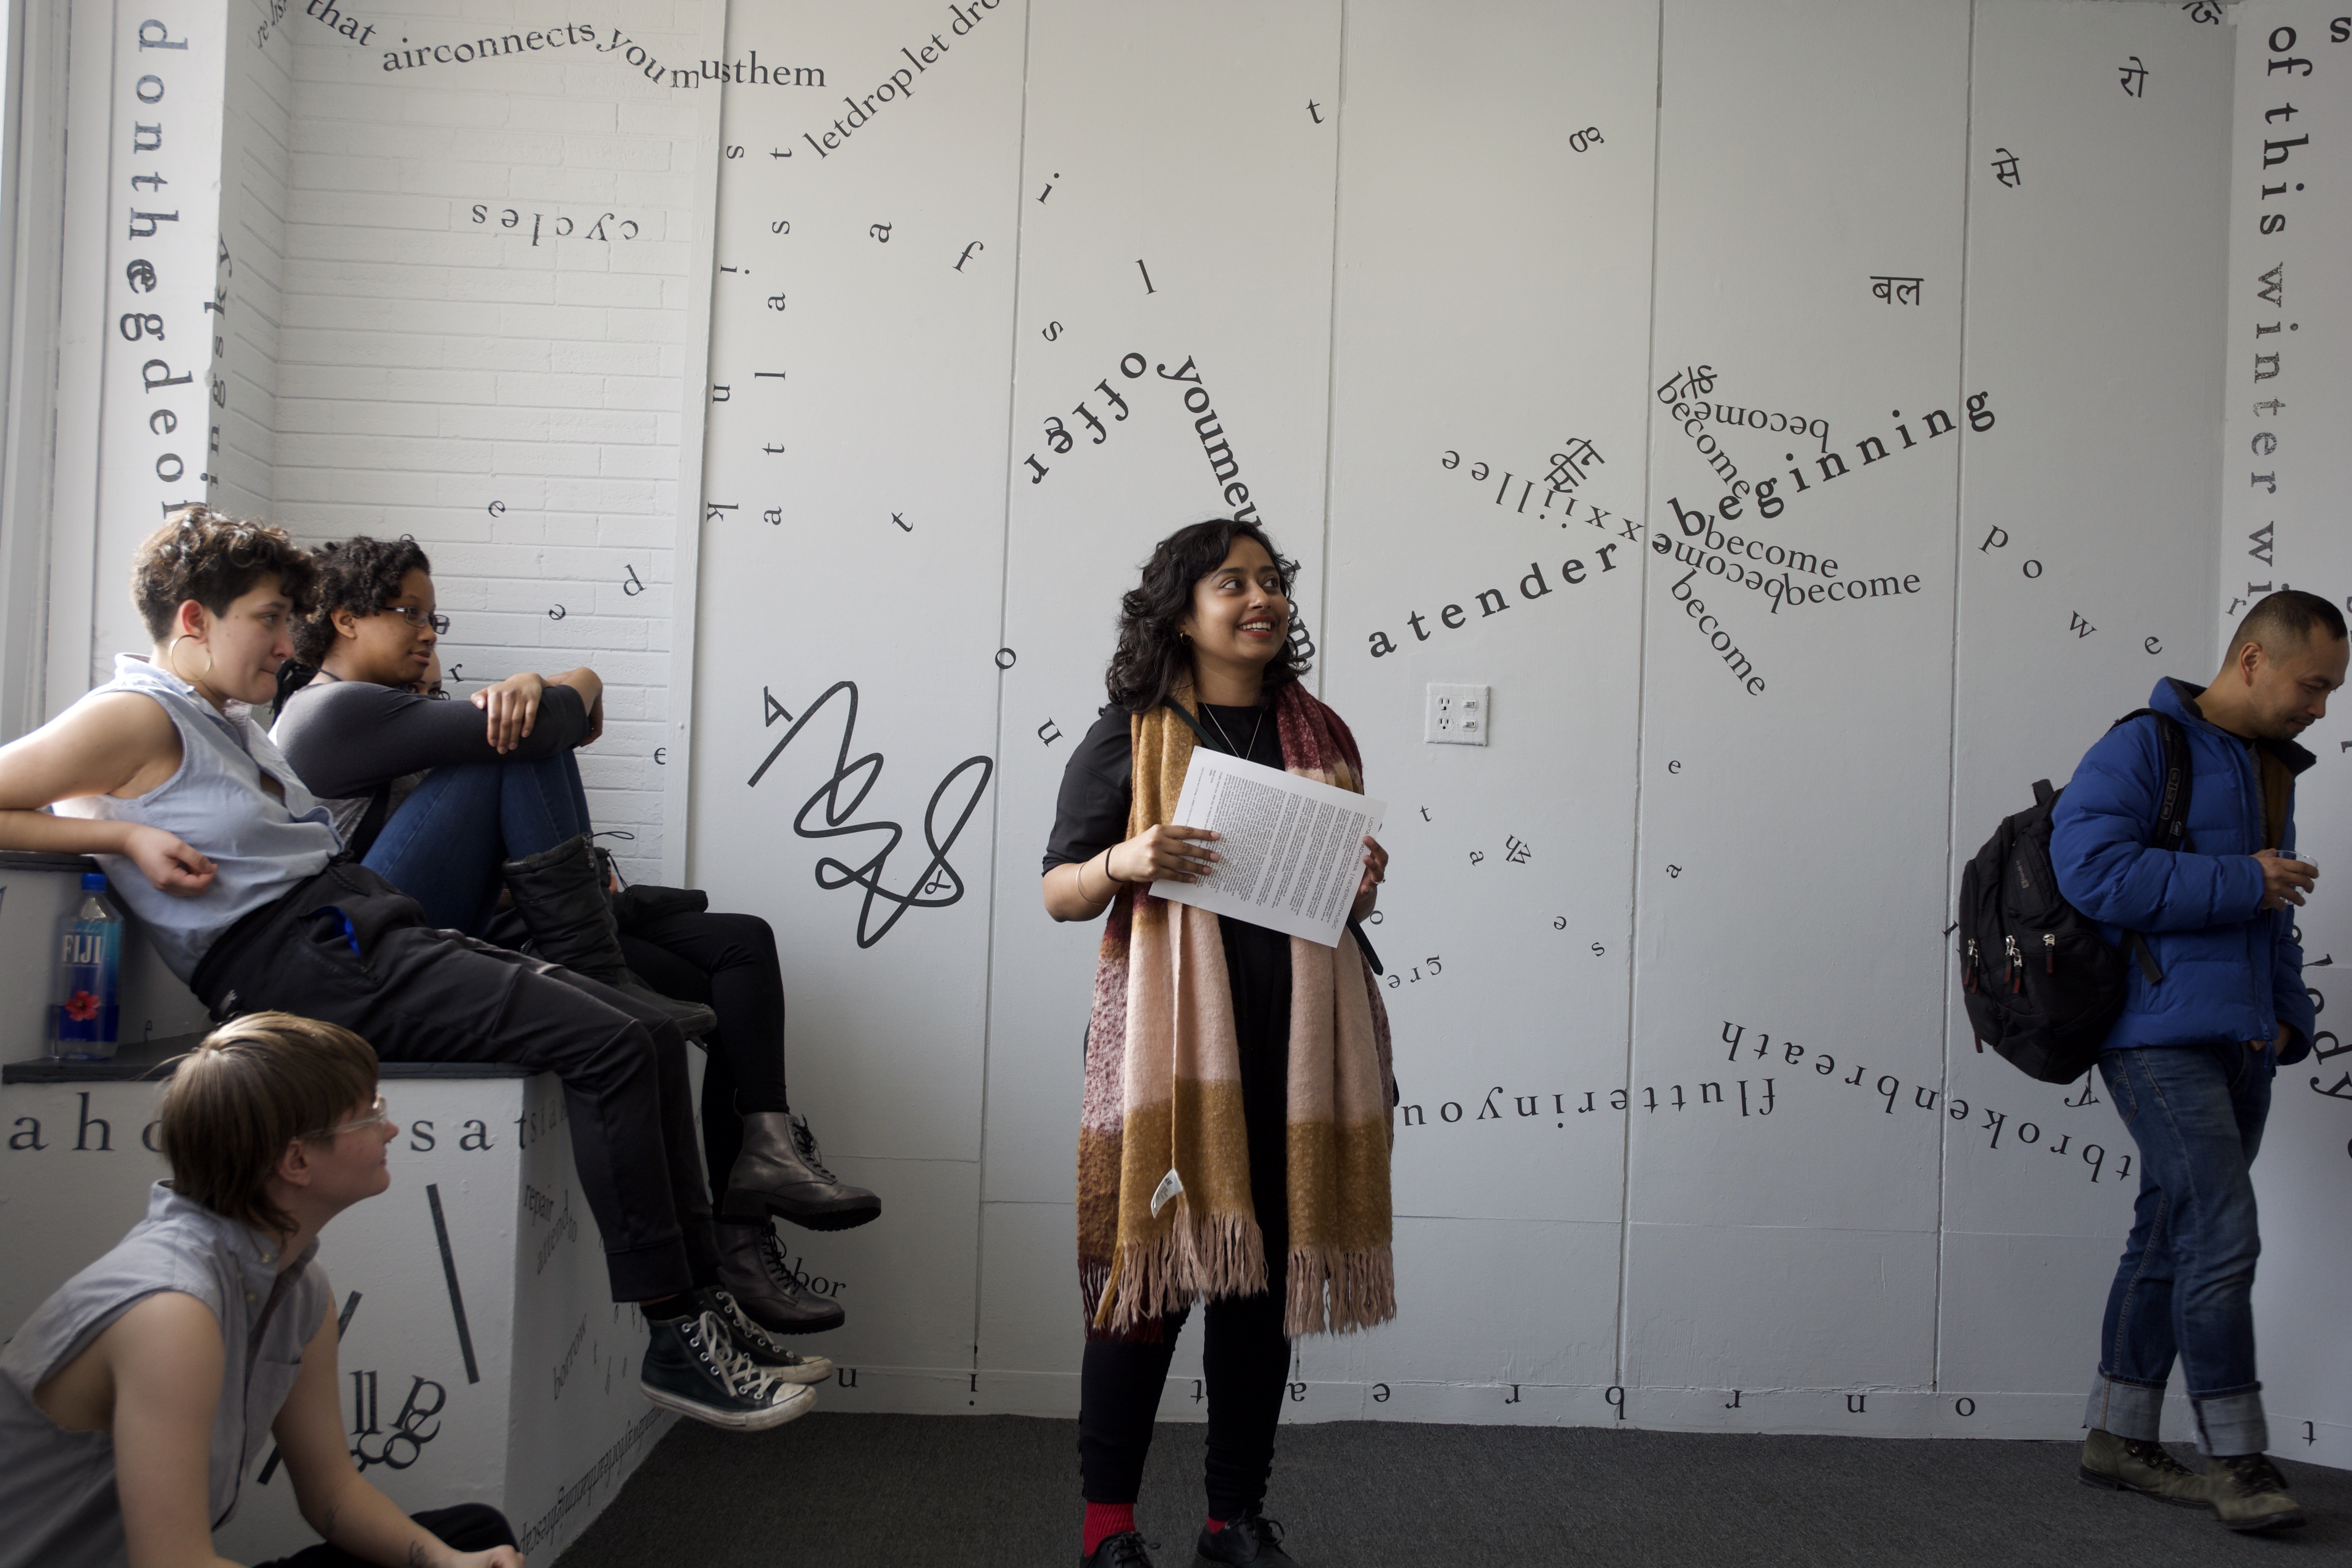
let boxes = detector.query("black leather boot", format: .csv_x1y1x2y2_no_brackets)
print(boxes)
713,1220,846,1334
722,1111,882,1230
501,833,718,1038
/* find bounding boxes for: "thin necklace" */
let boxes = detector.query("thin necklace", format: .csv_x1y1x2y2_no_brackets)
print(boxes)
1203,695,1266,761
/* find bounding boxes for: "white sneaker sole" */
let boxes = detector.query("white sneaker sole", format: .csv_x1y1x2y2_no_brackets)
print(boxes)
642,1377,816,1431
755,1356,833,1385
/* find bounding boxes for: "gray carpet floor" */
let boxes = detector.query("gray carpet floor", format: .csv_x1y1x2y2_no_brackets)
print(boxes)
556,1414,2352,1566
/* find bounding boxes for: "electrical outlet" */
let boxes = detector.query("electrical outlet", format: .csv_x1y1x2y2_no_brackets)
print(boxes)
1425,683,1489,746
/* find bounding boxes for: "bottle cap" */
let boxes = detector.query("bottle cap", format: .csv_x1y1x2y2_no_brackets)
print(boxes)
80,872,107,892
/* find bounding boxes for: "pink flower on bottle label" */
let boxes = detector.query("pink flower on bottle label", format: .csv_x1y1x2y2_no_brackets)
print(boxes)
64,989,102,1022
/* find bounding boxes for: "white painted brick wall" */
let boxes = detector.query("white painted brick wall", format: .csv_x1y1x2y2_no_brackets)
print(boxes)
214,17,296,518
274,0,717,882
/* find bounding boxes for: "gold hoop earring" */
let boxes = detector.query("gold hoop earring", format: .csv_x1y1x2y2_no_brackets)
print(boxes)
167,632,215,686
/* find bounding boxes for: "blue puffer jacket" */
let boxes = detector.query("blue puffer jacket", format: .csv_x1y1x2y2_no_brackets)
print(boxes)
2050,677,2314,1063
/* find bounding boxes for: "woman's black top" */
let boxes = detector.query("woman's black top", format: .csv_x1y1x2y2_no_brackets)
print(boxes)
1045,695,1294,1250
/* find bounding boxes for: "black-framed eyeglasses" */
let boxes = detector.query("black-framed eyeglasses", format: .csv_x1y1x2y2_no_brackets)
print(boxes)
384,605,450,635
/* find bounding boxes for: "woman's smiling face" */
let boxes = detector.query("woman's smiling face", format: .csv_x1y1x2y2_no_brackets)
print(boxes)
1178,536,1290,679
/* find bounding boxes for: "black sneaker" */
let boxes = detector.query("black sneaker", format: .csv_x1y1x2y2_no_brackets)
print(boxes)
699,1287,832,1385
1083,1532,1156,1568
1194,1510,1296,1566
639,1308,814,1430
2207,1453,2307,1532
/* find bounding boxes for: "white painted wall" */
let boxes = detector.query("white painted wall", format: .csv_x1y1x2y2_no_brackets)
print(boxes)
680,0,2352,1463
2222,0,2352,1468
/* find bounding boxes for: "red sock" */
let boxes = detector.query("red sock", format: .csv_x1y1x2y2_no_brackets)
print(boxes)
1083,1503,1136,1555
1204,1514,1228,1534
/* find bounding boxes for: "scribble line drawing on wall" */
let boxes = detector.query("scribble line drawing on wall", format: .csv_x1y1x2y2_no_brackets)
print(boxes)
747,680,994,948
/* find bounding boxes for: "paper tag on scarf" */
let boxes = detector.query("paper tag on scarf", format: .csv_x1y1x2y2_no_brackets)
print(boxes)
1149,1167,1184,1218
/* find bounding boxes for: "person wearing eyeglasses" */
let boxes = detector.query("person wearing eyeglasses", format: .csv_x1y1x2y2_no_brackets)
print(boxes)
271,537,877,1343
0,508,815,1437
269,537,622,969
0,1013,525,1568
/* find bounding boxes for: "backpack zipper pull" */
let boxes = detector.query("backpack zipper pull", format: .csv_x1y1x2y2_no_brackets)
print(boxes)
1964,937,1979,992
2004,934,2023,992
2044,932,2056,975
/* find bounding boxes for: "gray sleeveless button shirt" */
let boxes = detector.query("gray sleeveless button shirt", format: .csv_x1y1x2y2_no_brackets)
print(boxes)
0,1183,329,1568
51,655,340,982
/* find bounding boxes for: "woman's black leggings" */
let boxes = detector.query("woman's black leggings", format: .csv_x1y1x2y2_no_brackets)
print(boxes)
1079,1285,1293,1519
617,908,791,1201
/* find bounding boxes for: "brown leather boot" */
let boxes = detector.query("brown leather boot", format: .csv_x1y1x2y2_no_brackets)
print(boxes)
2205,1453,2306,1532
2078,1430,2211,1509
720,1111,882,1230
713,1220,845,1335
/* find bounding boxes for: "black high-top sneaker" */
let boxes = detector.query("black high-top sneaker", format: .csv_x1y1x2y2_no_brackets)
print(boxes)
1194,1509,1297,1567
639,1307,814,1430
721,1111,882,1230
699,1287,833,1384
713,1219,846,1334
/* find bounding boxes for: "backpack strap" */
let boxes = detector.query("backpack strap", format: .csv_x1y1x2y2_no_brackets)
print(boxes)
2104,709,2198,985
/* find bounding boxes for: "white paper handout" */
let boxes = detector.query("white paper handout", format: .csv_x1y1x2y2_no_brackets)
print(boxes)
1150,748,1387,947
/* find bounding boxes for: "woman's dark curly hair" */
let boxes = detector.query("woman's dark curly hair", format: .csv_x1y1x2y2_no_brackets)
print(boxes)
291,535,434,665
130,506,319,642
1106,518,1308,714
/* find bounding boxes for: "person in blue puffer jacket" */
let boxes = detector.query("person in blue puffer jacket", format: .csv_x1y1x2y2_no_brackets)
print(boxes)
2051,590,2345,1534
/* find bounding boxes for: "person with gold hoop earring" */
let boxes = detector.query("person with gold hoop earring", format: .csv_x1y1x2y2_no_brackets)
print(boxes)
0,505,815,1437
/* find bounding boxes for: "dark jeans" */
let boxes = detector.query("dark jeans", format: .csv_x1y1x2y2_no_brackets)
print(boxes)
254,1503,513,1567
364,752,591,935
2087,1040,2275,1455
194,863,718,1302
617,909,793,1202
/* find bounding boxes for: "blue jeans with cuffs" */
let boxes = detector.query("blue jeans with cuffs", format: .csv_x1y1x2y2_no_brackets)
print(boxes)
2085,1038,2275,1456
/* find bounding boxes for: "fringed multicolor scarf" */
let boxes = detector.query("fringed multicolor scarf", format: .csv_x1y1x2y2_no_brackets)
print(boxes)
1078,679,1396,1340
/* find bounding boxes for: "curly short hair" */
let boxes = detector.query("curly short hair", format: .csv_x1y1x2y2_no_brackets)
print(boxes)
130,506,319,642
156,1012,380,1237
291,535,434,666
1105,518,1308,714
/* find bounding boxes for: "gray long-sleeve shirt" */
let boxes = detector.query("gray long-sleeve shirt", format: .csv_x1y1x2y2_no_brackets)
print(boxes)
270,672,590,842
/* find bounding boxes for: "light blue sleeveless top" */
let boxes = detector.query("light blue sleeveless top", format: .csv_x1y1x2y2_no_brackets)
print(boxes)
0,1183,329,1568
51,655,340,982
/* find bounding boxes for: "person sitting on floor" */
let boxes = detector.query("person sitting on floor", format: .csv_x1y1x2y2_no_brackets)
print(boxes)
269,536,876,1338
0,506,815,1432
0,1012,521,1568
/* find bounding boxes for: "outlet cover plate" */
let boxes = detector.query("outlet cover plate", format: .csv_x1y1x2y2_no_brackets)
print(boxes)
1426,683,1489,746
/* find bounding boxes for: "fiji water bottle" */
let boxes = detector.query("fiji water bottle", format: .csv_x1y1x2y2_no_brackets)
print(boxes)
54,872,122,1059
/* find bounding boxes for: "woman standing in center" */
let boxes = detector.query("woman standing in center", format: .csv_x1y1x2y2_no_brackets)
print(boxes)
1043,519,1396,1568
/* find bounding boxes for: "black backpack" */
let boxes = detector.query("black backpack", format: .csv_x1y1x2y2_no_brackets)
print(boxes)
1955,710,2192,1084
